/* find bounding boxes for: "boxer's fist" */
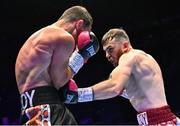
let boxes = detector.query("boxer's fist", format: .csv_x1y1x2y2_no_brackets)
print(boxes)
68,31,99,75
77,31,99,63
60,79,94,104
63,79,78,104
77,31,91,50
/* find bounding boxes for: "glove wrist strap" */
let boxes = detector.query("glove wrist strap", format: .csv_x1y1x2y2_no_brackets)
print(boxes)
69,51,84,75
78,87,93,102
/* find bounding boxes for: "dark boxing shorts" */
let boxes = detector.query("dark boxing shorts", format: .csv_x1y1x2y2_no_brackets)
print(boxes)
20,86,77,125
137,105,179,125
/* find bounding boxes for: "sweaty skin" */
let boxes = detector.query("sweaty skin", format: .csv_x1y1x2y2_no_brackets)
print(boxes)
15,25,75,94
124,49,167,112
91,42,167,112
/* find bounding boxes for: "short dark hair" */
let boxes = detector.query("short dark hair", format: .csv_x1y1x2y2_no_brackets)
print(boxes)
59,6,93,28
101,28,130,45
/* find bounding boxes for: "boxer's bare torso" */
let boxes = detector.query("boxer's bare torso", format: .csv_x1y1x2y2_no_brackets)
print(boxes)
15,25,75,94
121,49,168,112
92,47,168,112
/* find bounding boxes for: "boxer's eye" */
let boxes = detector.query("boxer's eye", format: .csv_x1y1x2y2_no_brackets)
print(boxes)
107,48,113,53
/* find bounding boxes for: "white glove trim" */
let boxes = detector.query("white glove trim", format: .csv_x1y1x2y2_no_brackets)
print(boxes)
69,51,84,75
78,87,93,102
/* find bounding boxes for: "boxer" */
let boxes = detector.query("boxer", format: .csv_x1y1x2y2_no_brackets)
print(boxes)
62,28,180,125
15,5,99,125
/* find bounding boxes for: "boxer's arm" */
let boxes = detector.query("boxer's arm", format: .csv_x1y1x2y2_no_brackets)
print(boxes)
63,69,130,103
91,54,134,100
48,29,75,85
63,54,134,103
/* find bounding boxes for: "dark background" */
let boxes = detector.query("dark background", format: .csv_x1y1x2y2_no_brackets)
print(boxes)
0,0,180,125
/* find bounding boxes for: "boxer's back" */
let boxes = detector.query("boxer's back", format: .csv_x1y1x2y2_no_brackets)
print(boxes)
125,49,168,112
15,25,74,94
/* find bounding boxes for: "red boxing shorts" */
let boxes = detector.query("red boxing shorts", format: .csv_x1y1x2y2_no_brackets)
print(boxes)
137,105,179,125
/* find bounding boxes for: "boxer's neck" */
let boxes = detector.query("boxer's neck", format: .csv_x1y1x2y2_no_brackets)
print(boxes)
53,20,76,34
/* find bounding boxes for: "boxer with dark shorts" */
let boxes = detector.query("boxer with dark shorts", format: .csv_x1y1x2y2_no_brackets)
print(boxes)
15,5,99,125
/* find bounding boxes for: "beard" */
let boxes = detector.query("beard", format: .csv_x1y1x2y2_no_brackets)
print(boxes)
113,62,118,67
110,59,118,67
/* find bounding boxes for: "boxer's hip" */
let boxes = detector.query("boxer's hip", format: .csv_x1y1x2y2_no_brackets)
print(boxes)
20,86,77,125
137,105,178,125
20,86,62,111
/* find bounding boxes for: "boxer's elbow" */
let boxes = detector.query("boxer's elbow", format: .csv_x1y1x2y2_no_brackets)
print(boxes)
110,80,123,96
111,87,121,96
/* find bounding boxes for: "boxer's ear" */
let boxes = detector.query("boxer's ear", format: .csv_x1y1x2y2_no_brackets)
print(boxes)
122,42,129,53
75,20,84,30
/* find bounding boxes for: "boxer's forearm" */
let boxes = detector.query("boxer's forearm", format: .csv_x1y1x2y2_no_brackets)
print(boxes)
64,79,124,104
77,79,123,102
91,79,122,100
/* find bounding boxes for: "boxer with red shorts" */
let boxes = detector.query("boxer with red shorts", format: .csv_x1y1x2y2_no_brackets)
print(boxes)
15,5,99,125
61,28,180,125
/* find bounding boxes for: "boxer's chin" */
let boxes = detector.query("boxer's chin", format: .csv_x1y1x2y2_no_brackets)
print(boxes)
111,61,118,67
113,63,118,67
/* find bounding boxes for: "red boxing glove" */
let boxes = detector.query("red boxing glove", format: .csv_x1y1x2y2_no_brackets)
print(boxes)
77,31,91,50
63,79,78,104
63,79,94,104
69,31,99,75
67,79,78,92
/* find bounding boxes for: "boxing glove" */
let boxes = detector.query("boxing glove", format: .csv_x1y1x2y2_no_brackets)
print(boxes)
69,31,99,75
63,79,78,104
63,79,94,104
77,31,99,62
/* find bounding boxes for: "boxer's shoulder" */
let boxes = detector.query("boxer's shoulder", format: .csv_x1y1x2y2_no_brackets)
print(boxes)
32,26,75,50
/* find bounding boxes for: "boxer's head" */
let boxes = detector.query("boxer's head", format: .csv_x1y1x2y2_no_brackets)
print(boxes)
59,6,93,40
102,28,131,66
